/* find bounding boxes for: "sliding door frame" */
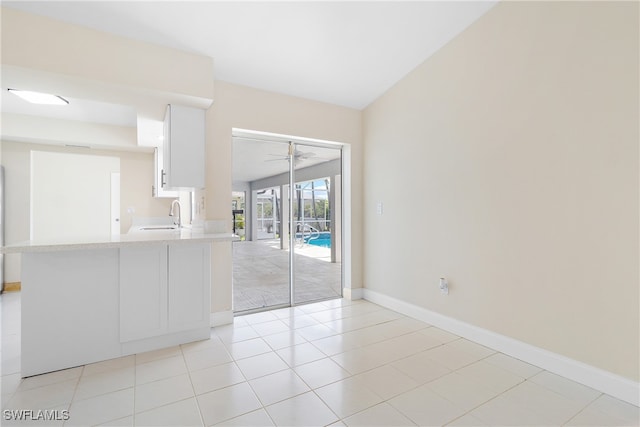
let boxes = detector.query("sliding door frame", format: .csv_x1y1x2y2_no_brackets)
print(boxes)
232,128,352,311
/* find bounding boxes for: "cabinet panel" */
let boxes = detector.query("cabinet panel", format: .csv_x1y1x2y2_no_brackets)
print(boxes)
22,249,121,376
163,104,205,190
168,243,211,332
120,246,168,342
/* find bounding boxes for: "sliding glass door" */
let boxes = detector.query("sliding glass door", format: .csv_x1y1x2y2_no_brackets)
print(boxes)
291,143,342,305
232,138,291,312
232,135,342,313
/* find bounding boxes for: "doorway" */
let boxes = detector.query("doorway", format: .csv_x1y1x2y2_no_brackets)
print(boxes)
232,131,343,313
30,151,120,240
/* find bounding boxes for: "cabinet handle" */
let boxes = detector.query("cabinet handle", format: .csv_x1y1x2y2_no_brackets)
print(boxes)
161,169,167,187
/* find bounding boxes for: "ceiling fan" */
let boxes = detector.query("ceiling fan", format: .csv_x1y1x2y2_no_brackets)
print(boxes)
265,149,316,162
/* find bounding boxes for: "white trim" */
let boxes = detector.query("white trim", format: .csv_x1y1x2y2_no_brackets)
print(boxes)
232,128,345,149
121,328,210,359
363,289,640,407
210,310,234,327
341,144,352,292
343,287,363,301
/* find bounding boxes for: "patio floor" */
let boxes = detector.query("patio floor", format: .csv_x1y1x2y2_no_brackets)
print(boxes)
232,239,342,312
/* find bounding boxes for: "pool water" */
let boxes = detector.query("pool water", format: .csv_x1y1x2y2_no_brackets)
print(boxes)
306,232,331,248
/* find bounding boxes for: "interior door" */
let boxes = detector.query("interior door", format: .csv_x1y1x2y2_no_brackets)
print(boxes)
31,151,119,240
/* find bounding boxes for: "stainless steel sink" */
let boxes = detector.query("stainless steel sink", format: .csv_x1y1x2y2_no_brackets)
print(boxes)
139,226,178,230
127,217,181,234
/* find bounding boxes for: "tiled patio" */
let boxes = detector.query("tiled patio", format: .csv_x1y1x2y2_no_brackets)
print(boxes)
232,240,342,312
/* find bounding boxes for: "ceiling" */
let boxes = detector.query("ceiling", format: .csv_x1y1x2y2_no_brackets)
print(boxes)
233,136,342,183
1,1,497,182
1,88,137,127
2,1,497,111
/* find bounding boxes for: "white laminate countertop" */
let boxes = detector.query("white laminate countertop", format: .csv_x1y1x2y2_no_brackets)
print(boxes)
0,230,239,254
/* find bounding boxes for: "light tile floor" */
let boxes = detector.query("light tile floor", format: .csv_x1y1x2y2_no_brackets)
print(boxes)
1,292,638,426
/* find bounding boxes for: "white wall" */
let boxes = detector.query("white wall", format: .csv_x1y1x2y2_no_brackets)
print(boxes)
363,1,638,381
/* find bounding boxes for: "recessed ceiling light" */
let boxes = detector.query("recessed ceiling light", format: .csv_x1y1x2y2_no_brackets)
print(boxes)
8,88,69,105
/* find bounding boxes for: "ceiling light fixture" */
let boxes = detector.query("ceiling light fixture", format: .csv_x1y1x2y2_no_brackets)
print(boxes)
8,88,69,105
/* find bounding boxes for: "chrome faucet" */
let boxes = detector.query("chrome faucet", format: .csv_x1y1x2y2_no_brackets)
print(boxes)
169,199,181,228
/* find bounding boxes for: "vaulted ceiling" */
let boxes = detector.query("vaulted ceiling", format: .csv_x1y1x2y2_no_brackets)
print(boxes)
2,1,497,110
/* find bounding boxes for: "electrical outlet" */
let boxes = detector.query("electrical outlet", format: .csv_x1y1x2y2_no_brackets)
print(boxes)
439,277,449,295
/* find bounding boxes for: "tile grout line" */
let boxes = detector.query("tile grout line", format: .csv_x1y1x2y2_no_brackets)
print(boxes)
422,349,522,426
309,387,342,426
317,341,501,426
438,373,528,427
62,365,84,427
202,326,270,426
559,392,605,427
180,343,206,427
132,353,137,427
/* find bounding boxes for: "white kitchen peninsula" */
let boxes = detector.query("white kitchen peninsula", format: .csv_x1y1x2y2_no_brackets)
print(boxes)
1,230,237,377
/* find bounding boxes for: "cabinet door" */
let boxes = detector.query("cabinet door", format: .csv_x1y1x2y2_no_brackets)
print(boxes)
168,243,210,332
163,104,205,190
120,246,168,342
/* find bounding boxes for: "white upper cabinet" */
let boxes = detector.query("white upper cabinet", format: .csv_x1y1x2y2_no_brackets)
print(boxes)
162,104,206,190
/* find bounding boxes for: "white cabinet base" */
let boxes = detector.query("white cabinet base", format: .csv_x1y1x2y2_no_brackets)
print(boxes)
120,246,168,342
21,250,121,377
20,243,212,377
168,243,210,332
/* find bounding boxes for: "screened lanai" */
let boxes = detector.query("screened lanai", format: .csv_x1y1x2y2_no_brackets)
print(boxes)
232,134,343,313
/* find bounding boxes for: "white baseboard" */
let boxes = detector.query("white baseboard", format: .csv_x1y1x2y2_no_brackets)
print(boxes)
363,289,640,407
343,287,364,301
210,310,234,327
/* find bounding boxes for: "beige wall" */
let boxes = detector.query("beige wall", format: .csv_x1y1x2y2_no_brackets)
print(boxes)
363,1,639,381
1,141,172,282
206,81,363,313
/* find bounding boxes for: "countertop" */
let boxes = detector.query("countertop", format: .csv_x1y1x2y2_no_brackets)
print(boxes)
0,230,239,254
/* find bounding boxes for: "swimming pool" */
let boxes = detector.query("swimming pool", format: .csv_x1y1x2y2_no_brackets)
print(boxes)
306,232,331,248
